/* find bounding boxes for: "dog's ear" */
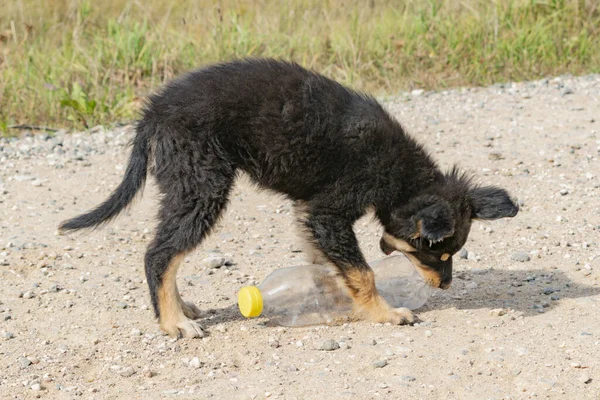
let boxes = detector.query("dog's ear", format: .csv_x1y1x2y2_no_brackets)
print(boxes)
394,195,455,242
470,186,519,220
413,199,455,241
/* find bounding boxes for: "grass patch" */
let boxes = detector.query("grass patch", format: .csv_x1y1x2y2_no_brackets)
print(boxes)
1,0,599,132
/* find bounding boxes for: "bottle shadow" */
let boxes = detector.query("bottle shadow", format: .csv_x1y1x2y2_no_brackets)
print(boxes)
421,267,600,317
195,267,600,329
199,304,251,328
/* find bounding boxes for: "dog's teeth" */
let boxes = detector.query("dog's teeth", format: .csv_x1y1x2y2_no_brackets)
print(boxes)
429,240,433,247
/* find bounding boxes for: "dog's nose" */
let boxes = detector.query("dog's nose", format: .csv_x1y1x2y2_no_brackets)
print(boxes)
439,280,452,290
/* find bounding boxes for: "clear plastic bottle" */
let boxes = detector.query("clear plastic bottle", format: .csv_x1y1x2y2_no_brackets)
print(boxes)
237,254,434,327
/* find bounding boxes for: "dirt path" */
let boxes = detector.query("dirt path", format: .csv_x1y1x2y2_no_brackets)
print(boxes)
1,75,599,399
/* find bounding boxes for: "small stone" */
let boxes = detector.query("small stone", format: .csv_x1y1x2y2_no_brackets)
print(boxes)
424,330,432,337
2,331,14,340
543,288,555,295
373,360,388,368
511,251,531,262
561,87,574,96
19,356,32,367
130,328,142,336
119,367,135,377
319,339,340,351
579,374,592,384
459,249,468,259
31,383,42,391
268,337,280,348
490,308,507,317
116,302,128,309
189,357,202,369
488,152,504,161
559,188,569,196
411,89,424,97
400,375,416,382
203,255,227,269
22,291,35,299
465,281,478,289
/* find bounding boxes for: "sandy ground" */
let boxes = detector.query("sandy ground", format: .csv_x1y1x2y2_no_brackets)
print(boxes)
1,75,599,400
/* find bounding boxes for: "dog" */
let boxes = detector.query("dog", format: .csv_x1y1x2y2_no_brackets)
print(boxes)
59,59,518,338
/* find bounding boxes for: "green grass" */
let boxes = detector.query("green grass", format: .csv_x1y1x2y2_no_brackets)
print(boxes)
1,0,599,133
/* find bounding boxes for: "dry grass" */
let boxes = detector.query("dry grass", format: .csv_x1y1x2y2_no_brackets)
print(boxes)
1,0,599,132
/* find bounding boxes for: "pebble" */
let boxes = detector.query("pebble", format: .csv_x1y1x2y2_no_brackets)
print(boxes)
2,330,14,340
203,255,227,269
189,357,202,369
31,383,42,391
562,87,574,96
511,251,531,262
490,308,507,317
130,328,142,336
22,291,35,299
116,302,128,309
19,357,32,368
372,360,388,368
579,374,592,384
118,367,136,377
459,249,468,259
400,375,416,382
319,339,340,351
465,281,478,289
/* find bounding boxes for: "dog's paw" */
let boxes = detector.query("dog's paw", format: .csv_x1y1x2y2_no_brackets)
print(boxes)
354,298,417,325
181,301,202,320
161,316,206,339
385,307,416,325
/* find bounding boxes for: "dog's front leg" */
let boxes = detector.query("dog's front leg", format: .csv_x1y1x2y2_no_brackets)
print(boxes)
303,213,415,325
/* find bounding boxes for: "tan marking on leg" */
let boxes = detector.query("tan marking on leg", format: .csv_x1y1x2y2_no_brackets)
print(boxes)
440,253,450,261
158,253,204,338
345,267,415,325
293,201,327,264
382,232,417,253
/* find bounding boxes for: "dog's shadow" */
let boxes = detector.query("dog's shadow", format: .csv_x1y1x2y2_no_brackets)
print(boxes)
423,267,600,317
195,268,600,329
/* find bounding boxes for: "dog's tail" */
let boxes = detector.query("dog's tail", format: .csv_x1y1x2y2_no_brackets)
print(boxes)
59,122,153,232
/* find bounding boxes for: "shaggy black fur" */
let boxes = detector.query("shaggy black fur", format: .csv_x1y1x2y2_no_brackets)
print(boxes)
60,59,518,331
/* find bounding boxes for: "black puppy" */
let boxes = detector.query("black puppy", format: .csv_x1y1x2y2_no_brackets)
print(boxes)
60,59,518,338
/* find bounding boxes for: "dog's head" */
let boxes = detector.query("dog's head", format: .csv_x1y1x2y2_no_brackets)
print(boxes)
380,171,518,289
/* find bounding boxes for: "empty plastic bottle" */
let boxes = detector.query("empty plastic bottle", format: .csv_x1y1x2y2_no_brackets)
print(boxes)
237,254,434,327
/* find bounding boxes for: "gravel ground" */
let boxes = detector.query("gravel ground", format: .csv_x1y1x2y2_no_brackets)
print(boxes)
1,75,599,399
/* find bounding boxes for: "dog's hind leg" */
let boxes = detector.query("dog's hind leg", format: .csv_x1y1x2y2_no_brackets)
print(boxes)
145,167,235,338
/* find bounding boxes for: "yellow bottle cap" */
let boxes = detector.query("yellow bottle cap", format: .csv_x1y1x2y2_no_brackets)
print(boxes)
238,286,263,318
